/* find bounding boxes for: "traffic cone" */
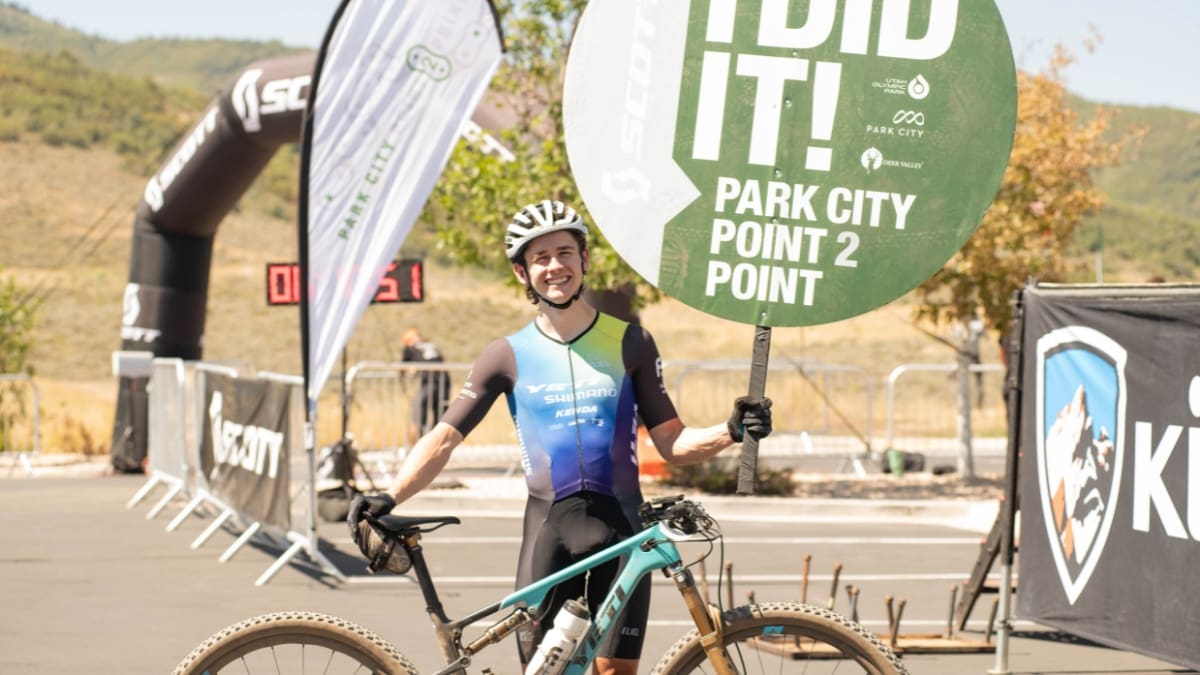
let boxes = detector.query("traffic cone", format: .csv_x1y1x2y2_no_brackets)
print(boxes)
637,425,666,478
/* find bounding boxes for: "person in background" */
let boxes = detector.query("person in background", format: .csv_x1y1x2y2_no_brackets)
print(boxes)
401,327,451,449
353,199,772,675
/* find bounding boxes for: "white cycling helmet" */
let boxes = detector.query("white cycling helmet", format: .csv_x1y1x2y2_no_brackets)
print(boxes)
505,200,588,262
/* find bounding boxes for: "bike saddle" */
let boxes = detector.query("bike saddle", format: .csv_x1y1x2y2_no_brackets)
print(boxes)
374,514,461,536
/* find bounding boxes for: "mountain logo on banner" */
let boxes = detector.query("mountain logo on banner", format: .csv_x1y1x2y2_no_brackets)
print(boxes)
1035,326,1128,605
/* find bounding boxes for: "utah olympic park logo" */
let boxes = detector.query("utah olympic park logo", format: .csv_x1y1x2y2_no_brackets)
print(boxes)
1035,326,1127,604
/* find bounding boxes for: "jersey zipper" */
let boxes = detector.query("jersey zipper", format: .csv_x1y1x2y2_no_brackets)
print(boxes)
565,342,588,490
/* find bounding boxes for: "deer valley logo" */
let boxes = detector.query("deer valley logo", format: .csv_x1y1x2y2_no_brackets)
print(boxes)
1035,326,1127,604
207,390,284,479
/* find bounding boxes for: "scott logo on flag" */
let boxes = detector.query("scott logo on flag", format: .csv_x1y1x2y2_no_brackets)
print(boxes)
1035,326,1127,604
407,45,451,81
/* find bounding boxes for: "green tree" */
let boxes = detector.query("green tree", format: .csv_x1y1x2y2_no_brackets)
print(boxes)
0,274,36,376
0,273,36,454
422,0,657,310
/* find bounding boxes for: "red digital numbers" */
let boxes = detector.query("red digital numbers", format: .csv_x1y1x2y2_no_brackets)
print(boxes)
409,260,423,300
265,260,423,306
375,262,401,302
266,263,302,305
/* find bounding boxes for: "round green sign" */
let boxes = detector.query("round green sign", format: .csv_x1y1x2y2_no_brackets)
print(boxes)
563,0,1017,327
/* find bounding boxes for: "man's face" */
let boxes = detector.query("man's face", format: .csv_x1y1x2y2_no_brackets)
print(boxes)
512,230,587,303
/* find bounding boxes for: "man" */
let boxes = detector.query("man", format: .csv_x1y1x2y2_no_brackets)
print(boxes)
350,199,772,675
400,327,452,449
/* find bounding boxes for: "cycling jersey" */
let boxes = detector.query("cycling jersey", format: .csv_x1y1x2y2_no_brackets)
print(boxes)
441,311,677,518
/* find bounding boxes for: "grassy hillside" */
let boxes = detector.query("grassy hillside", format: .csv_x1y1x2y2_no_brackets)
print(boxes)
1093,103,1200,222
1061,100,1200,282
0,3,306,92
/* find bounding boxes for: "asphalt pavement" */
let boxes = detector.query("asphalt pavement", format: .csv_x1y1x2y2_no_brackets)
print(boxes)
0,457,1193,675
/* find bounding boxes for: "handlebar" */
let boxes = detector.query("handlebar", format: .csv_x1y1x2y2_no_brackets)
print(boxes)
639,495,716,536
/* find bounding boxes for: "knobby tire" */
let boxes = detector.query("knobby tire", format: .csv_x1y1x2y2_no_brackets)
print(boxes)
650,602,908,675
173,610,418,675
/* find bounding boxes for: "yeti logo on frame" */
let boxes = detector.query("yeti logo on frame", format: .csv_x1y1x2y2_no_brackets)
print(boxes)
1035,326,1127,605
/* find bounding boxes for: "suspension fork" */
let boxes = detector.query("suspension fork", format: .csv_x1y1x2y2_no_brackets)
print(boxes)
668,561,736,675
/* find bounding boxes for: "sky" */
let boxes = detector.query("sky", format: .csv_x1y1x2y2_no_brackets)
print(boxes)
16,0,1200,114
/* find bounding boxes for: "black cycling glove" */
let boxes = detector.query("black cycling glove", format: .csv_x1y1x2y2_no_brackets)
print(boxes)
347,493,396,547
726,396,773,443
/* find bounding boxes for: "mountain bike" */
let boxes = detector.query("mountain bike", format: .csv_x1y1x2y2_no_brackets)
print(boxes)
173,495,908,674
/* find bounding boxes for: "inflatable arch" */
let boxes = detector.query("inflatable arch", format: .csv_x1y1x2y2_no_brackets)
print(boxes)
110,52,510,471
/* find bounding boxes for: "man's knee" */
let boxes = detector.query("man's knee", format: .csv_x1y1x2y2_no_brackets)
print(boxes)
593,656,638,675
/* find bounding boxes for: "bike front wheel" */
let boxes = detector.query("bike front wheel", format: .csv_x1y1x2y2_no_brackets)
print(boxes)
173,610,418,675
651,602,908,675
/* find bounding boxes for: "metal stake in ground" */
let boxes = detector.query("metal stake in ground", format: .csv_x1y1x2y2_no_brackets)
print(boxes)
737,325,772,494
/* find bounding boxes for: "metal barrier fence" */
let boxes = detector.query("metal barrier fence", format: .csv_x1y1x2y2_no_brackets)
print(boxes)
0,373,40,476
128,360,340,585
341,358,1009,475
343,358,879,475
343,361,521,477
885,363,1007,456
6,356,1010,484
667,359,876,464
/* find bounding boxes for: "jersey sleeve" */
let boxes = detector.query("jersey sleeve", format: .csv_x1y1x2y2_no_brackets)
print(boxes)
439,337,515,437
624,325,678,429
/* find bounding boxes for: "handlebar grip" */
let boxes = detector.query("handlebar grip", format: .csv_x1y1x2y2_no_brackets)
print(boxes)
737,435,759,495
737,325,771,495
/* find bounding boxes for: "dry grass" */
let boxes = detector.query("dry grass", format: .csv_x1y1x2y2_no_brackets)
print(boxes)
1,137,1003,454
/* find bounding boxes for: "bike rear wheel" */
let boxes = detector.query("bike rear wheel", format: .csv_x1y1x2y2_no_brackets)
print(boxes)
651,602,908,675
173,610,418,675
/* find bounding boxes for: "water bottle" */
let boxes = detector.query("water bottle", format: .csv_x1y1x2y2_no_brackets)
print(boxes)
526,598,591,675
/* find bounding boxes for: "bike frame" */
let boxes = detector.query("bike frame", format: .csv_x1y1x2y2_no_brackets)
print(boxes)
404,520,727,675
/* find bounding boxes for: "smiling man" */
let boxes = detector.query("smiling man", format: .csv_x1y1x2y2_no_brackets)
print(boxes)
350,199,772,675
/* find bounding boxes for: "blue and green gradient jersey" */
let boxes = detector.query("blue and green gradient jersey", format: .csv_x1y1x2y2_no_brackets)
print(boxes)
441,312,677,506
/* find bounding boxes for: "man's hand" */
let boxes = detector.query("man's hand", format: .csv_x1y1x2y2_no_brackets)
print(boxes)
726,397,773,443
347,493,396,547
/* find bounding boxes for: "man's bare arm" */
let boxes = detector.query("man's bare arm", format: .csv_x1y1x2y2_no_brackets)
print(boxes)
646,418,736,466
388,422,464,504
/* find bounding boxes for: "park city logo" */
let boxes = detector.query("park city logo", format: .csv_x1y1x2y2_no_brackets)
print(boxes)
407,45,452,81
1035,325,1127,604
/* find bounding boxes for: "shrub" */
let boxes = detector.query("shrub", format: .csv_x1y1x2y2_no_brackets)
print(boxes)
659,457,795,496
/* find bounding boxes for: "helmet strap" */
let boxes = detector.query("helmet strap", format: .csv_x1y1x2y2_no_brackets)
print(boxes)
536,283,585,310
518,262,587,310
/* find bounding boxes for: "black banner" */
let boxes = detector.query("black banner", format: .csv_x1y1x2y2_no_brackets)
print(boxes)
200,373,291,530
1017,284,1200,670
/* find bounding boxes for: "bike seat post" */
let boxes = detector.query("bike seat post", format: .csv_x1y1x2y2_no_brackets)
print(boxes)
404,536,469,670
404,536,452,625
